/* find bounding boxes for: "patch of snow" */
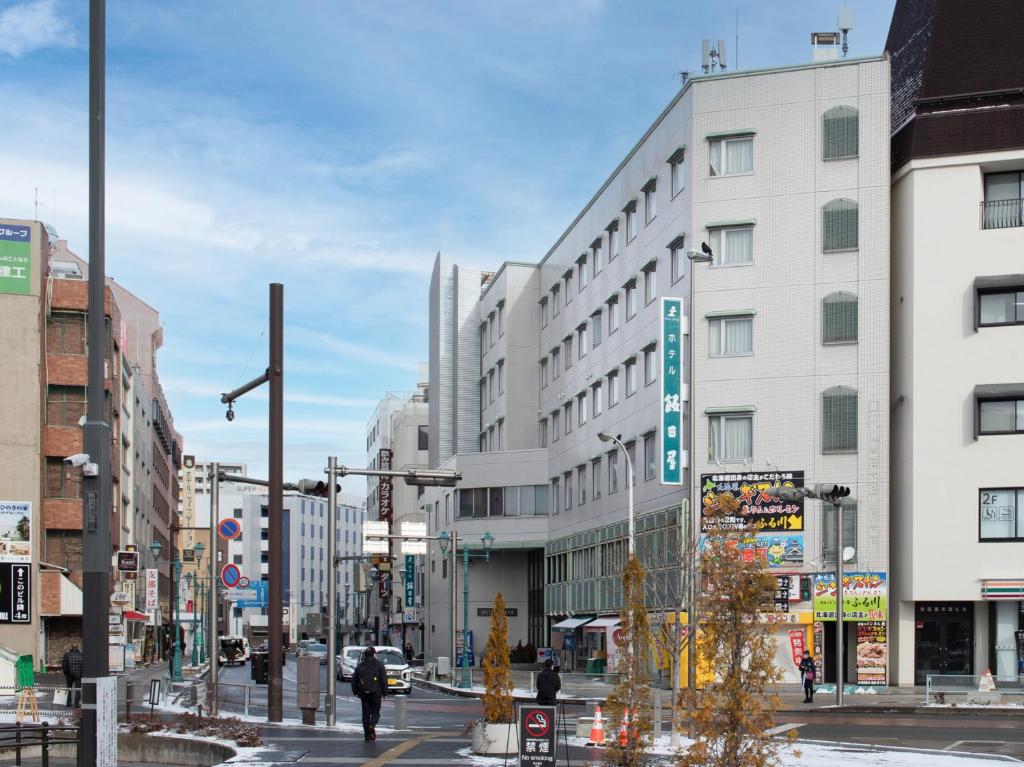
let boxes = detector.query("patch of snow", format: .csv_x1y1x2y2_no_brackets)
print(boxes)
454,746,513,766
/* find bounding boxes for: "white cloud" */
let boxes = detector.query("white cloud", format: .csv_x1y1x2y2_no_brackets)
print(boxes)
0,0,75,57
161,375,378,409
290,328,422,373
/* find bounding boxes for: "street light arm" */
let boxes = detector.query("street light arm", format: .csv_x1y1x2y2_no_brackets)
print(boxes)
220,370,270,404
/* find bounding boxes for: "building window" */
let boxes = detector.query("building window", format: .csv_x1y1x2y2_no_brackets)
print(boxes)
577,465,587,505
45,457,81,498
625,358,637,396
564,271,573,302
480,433,487,452
497,419,504,450
552,478,561,515
577,254,588,290
592,238,603,275
488,370,495,402
497,361,505,394
643,262,657,304
822,386,858,453
591,310,602,348
983,171,1024,229
552,409,560,441
606,295,620,334
551,348,560,380
592,382,603,416
709,413,753,462
625,441,637,486
551,285,561,317
709,226,753,266
46,312,86,355
540,298,549,328
577,391,587,425
497,302,505,336
564,471,573,510
480,380,487,410
539,359,548,389
823,199,859,252
608,450,619,494
625,280,637,319
45,385,86,426
978,398,1024,435
418,425,429,450
576,324,588,358
822,502,858,563
669,146,686,196
480,323,487,356
643,177,657,224
643,432,656,480
624,200,638,242
709,315,753,356
823,105,859,160
980,489,1024,540
822,292,858,344
608,370,620,407
563,402,573,434
979,288,1024,326
643,344,657,385
669,235,686,283
539,418,548,448
592,458,602,499
563,336,573,370
608,220,621,259
709,136,753,176
489,313,496,346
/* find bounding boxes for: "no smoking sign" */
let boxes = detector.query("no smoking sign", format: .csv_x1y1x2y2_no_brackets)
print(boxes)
518,705,556,765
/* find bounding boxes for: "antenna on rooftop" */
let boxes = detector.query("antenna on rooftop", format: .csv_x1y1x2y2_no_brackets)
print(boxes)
701,38,727,73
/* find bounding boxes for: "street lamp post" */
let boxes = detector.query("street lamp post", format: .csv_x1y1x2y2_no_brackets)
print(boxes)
598,433,635,555
171,557,183,681
438,532,493,689
148,541,162,661
185,574,198,667
195,542,206,665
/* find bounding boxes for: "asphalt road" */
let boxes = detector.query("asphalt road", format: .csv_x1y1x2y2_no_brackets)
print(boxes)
211,660,1024,764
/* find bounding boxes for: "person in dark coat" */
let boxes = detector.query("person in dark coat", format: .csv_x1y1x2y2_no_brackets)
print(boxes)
403,643,414,663
351,647,388,740
797,650,816,703
61,645,83,708
535,658,561,705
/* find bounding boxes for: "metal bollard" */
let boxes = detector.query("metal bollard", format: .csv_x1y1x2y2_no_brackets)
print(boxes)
244,685,250,717
653,688,662,738
15,722,21,767
530,671,536,693
41,727,49,767
126,682,134,721
395,693,407,730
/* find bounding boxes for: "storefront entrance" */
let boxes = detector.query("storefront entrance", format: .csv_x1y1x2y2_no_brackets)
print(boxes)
915,602,973,685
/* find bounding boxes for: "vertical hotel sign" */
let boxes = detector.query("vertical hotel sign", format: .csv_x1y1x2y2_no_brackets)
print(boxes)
0,224,31,295
660,298,686,485
179,455,196,556
378,449,393,602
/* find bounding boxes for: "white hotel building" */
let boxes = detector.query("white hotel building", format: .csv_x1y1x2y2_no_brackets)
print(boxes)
419,51,892,684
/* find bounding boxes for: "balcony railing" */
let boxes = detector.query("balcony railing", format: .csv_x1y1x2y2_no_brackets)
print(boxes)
982,198,1024,229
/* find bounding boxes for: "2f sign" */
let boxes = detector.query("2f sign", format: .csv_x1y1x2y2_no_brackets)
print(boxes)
660,297,687,485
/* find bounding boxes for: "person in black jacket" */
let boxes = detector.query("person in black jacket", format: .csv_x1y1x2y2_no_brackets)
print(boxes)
351,647,388,740
535,659,561,705
797,650,816,703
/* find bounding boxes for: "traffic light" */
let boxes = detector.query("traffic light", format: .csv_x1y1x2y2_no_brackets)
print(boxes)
296,479,341,497
813,484,851,504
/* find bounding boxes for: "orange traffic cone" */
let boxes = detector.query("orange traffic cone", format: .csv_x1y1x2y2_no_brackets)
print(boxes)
618,709,630,747
588,704,605,746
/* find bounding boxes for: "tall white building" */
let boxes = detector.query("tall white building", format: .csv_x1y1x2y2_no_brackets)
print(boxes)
421,52,891,684
887,0,1024,685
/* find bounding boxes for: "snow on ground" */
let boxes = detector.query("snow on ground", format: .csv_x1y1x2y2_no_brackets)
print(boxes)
134,728,269,764
454,746,513,766
150,699,392,733
565,736,1016,766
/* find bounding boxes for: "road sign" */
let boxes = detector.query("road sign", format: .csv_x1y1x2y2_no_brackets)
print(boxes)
116,551,139,573
218,518,242,541
223,588,257,601
362,521,389,554
518,705,556,764
238,576,251,588
220,563,242,588
109,591,131,606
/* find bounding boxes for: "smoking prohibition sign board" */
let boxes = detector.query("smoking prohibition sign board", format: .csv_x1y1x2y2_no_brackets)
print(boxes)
518,705,556,765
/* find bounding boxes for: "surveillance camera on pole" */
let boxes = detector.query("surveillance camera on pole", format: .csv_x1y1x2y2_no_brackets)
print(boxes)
64,453,100,477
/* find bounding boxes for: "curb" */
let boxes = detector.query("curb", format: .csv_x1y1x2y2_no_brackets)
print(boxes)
414,678,593,706
780,704,1024,717
793,737,1021,763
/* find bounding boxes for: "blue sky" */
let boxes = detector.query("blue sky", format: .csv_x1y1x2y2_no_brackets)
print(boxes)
0,0,895,493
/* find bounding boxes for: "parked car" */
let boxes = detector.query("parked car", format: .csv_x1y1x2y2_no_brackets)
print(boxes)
337,645,364,681
298,639,329,664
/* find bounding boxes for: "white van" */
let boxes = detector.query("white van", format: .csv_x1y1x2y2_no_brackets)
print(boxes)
219,635,251,665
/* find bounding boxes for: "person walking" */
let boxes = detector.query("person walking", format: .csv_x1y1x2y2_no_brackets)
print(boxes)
403,643,414,663
797,650,816,703
351,647,388,740
535,658,561,705
61,645,83,708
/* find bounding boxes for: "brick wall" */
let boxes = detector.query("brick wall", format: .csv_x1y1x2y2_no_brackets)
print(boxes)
40,571,61,616
44,617,82,668
43,426,82,458
43,499,81,530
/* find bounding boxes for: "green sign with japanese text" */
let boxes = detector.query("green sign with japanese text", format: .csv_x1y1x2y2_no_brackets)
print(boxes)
0,225,31,295
813,571,887,621
660,297,685,484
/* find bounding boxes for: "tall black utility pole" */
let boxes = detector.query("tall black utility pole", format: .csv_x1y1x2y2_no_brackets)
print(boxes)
219,282,284,722
268,283,284,721
81,0,110,765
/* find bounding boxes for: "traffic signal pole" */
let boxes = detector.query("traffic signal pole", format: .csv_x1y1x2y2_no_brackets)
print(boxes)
268,284,284,722
326,456,338,726
208,462,220,716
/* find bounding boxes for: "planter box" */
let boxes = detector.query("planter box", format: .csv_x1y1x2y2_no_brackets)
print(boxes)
471,721,519,755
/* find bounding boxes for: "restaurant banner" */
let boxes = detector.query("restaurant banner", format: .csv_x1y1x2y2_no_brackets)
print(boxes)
699,471,804,533
856,621,887,685
813,572,887,621
788,628,806,666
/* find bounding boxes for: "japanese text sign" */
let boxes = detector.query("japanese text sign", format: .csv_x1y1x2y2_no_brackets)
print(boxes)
518,705,556,765
700,471,805,533
813,571,887,621
0,225,31,295
660,297,687,485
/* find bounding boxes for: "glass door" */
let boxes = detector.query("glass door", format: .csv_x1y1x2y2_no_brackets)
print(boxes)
915,602,973,685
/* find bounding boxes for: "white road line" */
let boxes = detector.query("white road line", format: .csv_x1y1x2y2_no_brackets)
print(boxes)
766,723,805,736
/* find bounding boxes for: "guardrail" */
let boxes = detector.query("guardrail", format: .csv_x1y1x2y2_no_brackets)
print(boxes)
925,673,1024,704
0,724,79,767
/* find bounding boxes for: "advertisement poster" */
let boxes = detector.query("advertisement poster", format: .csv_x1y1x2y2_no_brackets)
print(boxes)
0,564,30,623
813,572,887,621
813,621,824,681
0,225,31,295
788,628,806,666
856,621,887,685
0,502,31,562
145,568,159,609
607,625,625,673
700,472,804,533
660,297,685,485
699,532,803,569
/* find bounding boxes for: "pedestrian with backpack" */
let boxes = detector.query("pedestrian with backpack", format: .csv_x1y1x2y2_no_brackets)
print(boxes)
61,645,83,707
351,647,388,740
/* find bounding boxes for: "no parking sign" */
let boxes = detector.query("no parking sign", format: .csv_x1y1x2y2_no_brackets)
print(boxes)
518,705,556,765
220,564,241,588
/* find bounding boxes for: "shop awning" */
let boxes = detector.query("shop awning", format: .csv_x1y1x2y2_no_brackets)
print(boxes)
551,616,593,631
123,610,148,622
584,617,621,632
